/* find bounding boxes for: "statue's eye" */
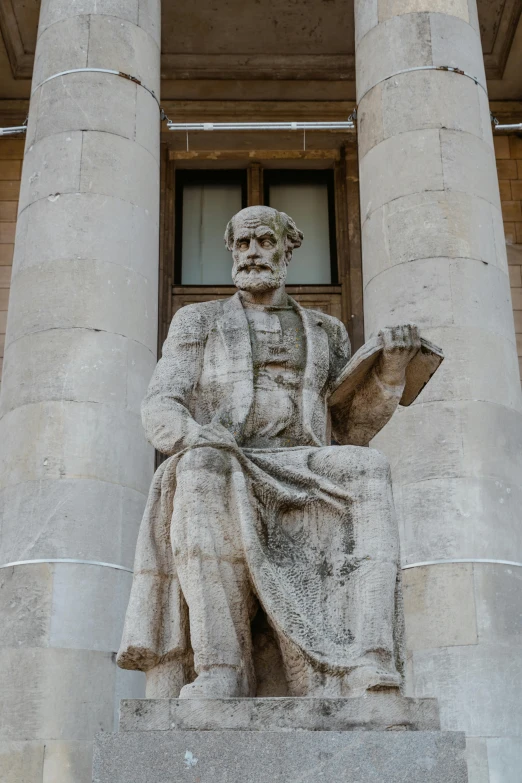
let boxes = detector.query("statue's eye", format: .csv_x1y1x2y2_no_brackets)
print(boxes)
261,239,273,248
238,240,249,250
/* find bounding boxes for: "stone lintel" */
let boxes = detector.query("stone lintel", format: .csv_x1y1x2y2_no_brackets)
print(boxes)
119,695,440,732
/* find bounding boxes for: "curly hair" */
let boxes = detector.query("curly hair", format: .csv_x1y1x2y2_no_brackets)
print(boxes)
224,206,303,255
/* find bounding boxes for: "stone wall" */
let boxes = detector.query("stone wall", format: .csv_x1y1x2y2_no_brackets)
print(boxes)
0,138,21,386
0,135,521,386
495,134,522,383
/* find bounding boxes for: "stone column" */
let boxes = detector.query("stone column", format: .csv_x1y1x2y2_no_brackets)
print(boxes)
354,2,522,780
0,1,160,780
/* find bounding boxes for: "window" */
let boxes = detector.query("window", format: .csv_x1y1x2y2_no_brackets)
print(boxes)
264,170,337,285
175,170,247,285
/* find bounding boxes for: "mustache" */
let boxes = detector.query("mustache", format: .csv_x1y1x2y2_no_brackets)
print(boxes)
235,260,277,273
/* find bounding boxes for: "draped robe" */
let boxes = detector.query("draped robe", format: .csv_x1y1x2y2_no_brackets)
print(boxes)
117,293,404,680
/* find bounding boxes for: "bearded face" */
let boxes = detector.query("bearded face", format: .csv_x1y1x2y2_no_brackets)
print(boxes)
230,214,288,293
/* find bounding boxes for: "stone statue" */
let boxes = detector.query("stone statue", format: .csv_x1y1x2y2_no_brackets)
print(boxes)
117,206,425,700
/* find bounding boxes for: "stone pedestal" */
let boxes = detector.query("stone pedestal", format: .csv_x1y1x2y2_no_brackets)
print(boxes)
93,697,468,782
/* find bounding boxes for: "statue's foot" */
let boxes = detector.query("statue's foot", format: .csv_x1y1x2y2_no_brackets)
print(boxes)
179,667,248,699
344,665,401,698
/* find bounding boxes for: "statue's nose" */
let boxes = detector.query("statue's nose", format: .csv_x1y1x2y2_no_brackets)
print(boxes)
247,239,260,258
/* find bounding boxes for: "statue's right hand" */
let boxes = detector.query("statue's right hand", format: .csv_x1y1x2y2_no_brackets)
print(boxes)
186,422,237,449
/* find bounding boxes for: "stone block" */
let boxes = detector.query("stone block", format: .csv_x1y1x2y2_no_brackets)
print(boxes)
403,564,478,651
0,478,146,567
13,192,159,280
32,15,89,89
6,258,158,352
0,741,44,783
0,328,155,417
486,737,522,783
93,729,468,783
354,0,378,45
0,563,52,648
412,643,522,737
18,132,83,214
374,398,522,489
0,647,115,741
441,130,501,209
465,737,489,783
138,0,162,48
0,400,153,495
430,13,486,87
403,325,522,412
113,668,146,728
135,86,161,162
79,132,160,215
87,16,161,98
473,563,522,644
39,0,140,33
394,475,522,564
49,563,133,651
357,82,384,160
379,69,483,146
356,13,432,101
360,129,443,221
466,0,480,35
120,694,440,732
364,258,515,343
42,740,94,783
361,192,505,285
477,88,494,149
34,72,137,145
378,0,469,22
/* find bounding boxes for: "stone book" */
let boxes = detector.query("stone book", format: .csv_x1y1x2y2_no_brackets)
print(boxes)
328,335,444,409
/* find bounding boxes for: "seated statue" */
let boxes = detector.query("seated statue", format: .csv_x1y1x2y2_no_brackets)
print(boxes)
117,205,422,699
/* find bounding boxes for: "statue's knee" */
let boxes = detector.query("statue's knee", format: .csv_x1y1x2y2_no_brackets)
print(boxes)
364,448,391,480
177,446,229,475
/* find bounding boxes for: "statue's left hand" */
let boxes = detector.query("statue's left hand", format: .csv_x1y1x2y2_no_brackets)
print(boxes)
377,324,421,386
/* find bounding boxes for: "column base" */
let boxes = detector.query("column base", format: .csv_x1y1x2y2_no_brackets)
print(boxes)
93,696,468,782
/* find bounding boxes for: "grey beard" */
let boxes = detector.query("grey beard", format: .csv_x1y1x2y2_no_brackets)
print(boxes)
232,267,286,292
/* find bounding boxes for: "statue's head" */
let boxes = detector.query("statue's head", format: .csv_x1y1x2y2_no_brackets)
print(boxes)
224,206,303,293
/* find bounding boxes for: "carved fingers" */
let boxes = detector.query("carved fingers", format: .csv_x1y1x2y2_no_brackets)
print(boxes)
377,324,421,386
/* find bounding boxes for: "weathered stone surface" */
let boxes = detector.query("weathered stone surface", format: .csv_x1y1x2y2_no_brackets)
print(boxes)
0,329,155,417
364,259,514,342
18,132,83,213
394,475,522,564
412,643,522,737
473,563,522,644
361,193,506,281
32,14,90,88
359,129,444,221
6,259,157,351
0,479,146,567
93,730,468,783
120,695,440,732
0,401,153,495
403,565,478,651
0,741,45,783
13,192,159,279
0,648,115,741
0,564,53,648
34,73,138,145
378,0,469,22
486,737,522,783
356,13,432,101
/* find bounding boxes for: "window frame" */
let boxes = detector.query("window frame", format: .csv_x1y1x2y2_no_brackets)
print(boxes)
263,169,339,285
174,169,248,285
